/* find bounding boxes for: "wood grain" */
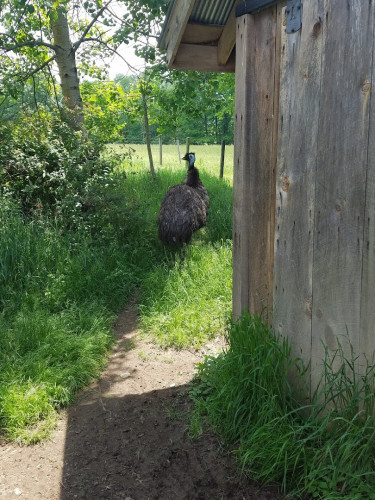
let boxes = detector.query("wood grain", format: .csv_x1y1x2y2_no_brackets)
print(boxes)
359,2,375,368
273,0,324,392
311,0,375,389
162,0,195,68
233,7,280,318
172,44,235,73
218,0,240,65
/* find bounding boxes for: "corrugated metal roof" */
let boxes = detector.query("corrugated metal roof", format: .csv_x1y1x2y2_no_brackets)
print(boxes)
190,0,236,26
159,0,237,49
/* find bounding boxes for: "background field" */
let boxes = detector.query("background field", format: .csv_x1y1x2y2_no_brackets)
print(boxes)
108,143,234,182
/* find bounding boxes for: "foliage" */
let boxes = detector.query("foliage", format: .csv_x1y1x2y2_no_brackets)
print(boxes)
81,80,127,143
0,76,56,120
191,313,375,499
0,0,168,130
0,141,234,443
0,0,143,90
116,69,235,145
151,70,235,143
0,110,117,220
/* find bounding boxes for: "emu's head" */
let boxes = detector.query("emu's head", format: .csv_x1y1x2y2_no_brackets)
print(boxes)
182,152,195,168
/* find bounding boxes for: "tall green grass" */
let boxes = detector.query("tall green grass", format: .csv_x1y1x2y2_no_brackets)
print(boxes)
191,313,375,499
140,242,232,349
0,198,148,442
0,160,233,442
107,143,234,182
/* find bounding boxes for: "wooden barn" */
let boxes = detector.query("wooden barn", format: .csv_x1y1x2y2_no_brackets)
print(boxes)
159,0,375,392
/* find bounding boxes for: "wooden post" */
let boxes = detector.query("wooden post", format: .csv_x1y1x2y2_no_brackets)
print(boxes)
273,0,323,394
310,0,374,389
232,6,281,319
176,139,181,164
219,140,225,178
273,0,375,393
159,135,162,165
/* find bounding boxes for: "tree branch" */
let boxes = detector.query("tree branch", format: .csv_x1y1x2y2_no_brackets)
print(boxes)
0,34,56,52
72,0,113,53
12,55,57,83
31,75,40,114
47,63,62,113
79,37,141,73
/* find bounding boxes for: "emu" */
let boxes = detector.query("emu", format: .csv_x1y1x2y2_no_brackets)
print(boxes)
158,152,209,245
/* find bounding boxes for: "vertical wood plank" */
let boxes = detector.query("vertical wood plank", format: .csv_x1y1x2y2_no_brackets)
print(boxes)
233,6,280,318
360,3,375,365
273,0,324,389
311,0,375,389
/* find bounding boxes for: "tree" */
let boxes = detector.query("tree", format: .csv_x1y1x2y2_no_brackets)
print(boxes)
149,70,235,144
81,80,127,143
122,72,157,178
0,0,167,130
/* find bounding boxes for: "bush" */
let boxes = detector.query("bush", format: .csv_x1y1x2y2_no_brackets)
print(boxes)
0,110,110,218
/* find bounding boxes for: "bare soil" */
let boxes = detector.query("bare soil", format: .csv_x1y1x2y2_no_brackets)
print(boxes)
0,299,286,500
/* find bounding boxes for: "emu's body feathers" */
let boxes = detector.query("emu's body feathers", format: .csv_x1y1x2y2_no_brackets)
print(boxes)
158,152,209,245
158,184,206,244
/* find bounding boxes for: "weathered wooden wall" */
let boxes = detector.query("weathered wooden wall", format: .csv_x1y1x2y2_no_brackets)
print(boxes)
234,0,375,391
274,0,375,390
233,4,283,319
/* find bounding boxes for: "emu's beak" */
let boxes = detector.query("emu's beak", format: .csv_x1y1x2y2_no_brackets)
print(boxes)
182,153,189,161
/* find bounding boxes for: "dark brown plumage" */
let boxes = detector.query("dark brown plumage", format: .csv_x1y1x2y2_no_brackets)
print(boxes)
158,152,209,245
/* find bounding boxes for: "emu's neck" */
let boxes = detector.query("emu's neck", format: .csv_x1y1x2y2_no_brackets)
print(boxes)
185,166,201,188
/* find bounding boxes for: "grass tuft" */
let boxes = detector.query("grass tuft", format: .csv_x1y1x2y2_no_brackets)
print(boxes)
191,312,375,499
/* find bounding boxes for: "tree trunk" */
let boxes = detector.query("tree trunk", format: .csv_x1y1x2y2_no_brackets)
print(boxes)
50,8,85,131
141,89,156,180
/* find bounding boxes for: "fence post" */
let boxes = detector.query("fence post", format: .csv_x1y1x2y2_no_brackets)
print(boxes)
159,135,162,165
176,139,181,164
220,140,226,178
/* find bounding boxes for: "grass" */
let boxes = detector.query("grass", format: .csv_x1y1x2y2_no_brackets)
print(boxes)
106,143,234,182
140,242,232,349
2,138,374,499
191,313,375,499
0,143,233,443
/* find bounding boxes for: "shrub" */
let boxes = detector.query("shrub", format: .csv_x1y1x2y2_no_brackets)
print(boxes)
0,110,111,219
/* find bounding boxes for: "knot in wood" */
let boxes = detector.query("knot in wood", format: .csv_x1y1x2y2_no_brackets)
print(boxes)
361,81,371,94
312,20,322,37
281,176,290,192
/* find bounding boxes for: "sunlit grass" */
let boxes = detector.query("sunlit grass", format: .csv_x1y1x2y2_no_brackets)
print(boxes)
106,143,234,183
191,313,375,499
0,151,234,442
139,242,232,349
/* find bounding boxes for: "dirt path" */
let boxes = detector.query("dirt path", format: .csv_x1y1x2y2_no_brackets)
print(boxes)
0,300,285,500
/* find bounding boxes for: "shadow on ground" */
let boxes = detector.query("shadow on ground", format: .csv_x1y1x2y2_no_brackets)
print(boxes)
60,383,285,500
60,299,286,500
